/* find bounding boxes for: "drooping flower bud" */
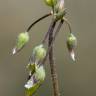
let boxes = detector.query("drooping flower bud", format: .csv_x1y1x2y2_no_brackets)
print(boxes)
44,0,57,7
67,33,77,61
32,44,46,63
12,32,29,55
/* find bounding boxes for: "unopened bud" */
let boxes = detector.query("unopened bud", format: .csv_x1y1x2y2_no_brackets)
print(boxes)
12,32,29,55
67,33,77,61
25,65,45,96
33,44,46,63
44,0,57,7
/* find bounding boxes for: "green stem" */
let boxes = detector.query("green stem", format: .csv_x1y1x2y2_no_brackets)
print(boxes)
63,17,72,33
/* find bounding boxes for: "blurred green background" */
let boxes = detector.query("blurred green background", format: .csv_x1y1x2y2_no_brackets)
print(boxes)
0,0,96,96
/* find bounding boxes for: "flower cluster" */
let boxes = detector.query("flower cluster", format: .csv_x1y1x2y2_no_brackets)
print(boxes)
25,44,46,95
12,0,77,96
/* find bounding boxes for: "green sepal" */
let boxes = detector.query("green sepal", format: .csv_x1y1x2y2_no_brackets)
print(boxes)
33,44,46,62
67,33,77,49
17,32,29,49
54,8,65,20
26,63,36,75
12,32,29,55
35,65,46,81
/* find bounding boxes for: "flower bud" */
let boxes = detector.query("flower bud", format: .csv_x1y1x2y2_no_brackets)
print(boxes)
25,65,45,96
12,32,29,55
67,33,77,61
33,44,46,63
44,0,57,7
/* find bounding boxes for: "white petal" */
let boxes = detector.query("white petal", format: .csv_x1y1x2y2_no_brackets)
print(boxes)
24,77,34,89
59,0,65,9
12,48,16,55
70,50,75,61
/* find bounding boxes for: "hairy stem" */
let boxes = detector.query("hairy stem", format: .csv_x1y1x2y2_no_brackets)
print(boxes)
48,20,64,96
27,13,52,32
42,19,55,44
42,20,64,64
49,30,59,96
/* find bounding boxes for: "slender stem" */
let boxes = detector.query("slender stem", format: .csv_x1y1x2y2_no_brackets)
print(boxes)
42,19,56,44
63,17,72,33
41,0,55,44
48,20,64,96
42,20,64,64
27,13,52,32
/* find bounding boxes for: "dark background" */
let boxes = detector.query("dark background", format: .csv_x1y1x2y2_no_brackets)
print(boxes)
0,0,96,96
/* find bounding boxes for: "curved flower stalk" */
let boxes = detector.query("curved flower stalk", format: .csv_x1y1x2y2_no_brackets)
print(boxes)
12,0,77,96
